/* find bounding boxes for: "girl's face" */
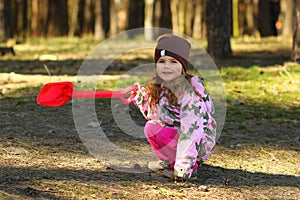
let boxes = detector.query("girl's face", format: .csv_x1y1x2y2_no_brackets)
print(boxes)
156,56,183,82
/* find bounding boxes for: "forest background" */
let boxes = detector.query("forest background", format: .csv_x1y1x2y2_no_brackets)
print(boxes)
0,0,300,60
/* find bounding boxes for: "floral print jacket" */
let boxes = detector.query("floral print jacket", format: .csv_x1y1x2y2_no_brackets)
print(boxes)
133,76,217,179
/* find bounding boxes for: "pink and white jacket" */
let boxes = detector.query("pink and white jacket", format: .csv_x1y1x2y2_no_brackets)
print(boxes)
133,76,217,178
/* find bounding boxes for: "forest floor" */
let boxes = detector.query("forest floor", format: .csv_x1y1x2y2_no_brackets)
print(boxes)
0,36,299,199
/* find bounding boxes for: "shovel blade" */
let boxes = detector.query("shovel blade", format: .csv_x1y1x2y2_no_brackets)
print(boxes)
37,81,74,107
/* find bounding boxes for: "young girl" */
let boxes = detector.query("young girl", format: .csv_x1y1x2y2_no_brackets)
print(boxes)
132,34,217,180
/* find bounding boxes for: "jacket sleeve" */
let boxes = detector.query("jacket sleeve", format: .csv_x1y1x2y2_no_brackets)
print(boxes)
174,93,207,179
191,76,215,115
191,76,217,161
131,85,150,119
174,76,217,179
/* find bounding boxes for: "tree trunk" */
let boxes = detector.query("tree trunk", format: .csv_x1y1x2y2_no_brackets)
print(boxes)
101,0,110,37
31,0,49,37
292,0,300,62
232,0,239,37
170,0,186,34
94,0,105,40
206,0,232,59
144,0,154,41
170,0,179,33
128,0,144,38
117,0,129,32
159,0,172,29
21,0,28,38
193,0,206,39
109,0,129,36
258,0,273,36
68,0,80,37
280,0,294,36
193,0,201,39
109,0,118,36
47,0,68,36
258,0,280,37
201,0,207,39
82,0,93,35
0,0,11,41
185,0,193,36
154,0,161,28
178,0,186,34
244,0,259,36
31,0,40,37
10,0,19,37
128,0,144,29
0,0,5,40
26,0,32,37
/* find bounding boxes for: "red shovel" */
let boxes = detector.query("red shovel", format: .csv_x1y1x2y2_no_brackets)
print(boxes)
37,81,138,107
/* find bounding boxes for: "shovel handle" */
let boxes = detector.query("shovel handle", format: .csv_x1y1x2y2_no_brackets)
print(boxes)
72,84,138,104
37,81,139,107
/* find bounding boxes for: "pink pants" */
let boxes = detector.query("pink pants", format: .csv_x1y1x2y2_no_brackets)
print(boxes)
144,121,198,170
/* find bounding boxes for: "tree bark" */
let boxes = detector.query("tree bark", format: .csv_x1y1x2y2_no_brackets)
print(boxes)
144,0,154,41
170,0,179,33
279,0,294,36
128,0,144,38
206,0,232,59
159,0,172,29
128,0,144,29
31,0,40,37
82,0,93,35
292,0,300,62
109,0,118,36
232,0,239,37
154,0,161,28
10,0,27,38
47,0,68,36
178,0,186,34
258,0,280,37
21,0,28,38
94,0,105,40
170,0,187,34
193,0,206,39
244,0,259,36
0,0,11,41
0,0,5,40
185,0,193,36
101,0,110,36
68,0,80,37
118,0,129,32
193,0,201,39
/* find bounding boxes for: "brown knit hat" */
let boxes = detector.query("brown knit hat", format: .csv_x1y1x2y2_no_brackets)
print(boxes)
154,34,191,72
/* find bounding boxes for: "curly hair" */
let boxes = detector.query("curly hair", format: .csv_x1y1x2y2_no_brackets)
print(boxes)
145,73,201,111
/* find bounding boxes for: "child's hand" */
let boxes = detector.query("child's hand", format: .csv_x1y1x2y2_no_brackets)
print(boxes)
133,82,141,90
128,83,141,102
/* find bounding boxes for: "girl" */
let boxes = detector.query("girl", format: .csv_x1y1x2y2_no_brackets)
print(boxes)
132,34,217,180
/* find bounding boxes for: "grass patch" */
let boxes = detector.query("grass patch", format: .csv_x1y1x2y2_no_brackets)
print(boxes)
223,63,300,110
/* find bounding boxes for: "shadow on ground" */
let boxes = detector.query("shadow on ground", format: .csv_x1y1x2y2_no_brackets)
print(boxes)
0,164,299,199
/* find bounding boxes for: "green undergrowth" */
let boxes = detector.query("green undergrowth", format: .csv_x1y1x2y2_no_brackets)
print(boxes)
222,62,300,121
